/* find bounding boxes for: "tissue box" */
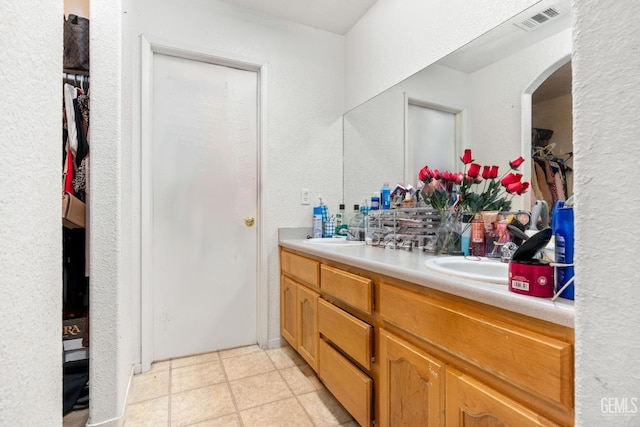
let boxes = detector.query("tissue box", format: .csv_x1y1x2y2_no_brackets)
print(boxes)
62,192,85,228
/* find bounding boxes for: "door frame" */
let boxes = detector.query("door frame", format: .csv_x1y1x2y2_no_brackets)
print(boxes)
403,94,468,185
140,35,268,371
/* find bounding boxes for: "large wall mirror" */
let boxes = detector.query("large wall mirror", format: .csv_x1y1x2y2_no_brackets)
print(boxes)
343,0,572,211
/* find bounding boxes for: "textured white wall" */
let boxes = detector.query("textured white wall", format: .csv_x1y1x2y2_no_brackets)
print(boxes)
89,0,137,424
532,94,573,157
345,0,538,110
129,0,345,348
0,0,63,424
573,0,640,424
468,28,571,210
343,64,468,204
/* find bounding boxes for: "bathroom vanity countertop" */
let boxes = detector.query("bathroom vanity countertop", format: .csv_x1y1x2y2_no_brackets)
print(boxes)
279,235,575,328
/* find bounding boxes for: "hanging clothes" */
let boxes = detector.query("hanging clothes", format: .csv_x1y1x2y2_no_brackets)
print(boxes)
72,94,89,199
532,159,554,209
64,84,79,157
63,83,90,202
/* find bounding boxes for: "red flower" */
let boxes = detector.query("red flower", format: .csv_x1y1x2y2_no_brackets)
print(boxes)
430,169,441,179
454,173,463,184
467,163,481,178
442,171,451,181
460,149,474,164
516,182,530,195
490,165,499,179
506,181,528,194
418,166,430,181
482,165,491,179
501,173,522,186
509,156,525,169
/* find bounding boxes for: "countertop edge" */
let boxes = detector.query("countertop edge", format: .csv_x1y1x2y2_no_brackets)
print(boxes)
279,238,575,329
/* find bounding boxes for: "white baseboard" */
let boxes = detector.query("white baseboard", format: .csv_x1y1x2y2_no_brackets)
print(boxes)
264,337,285,349
86,363,139,427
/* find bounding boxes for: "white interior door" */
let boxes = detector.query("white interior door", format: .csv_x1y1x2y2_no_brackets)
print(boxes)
151,52,258,361
407,103,456,182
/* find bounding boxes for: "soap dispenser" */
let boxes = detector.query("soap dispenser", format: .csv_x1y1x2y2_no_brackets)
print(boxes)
312,205,323,238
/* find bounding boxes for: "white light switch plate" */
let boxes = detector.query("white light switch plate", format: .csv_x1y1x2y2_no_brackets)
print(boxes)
301,189,310,205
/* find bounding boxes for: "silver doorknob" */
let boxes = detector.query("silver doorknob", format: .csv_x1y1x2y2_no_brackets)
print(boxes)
244,216,255,227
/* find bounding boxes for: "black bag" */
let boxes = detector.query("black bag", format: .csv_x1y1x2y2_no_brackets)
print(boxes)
63,359,89,415
63,14,90,71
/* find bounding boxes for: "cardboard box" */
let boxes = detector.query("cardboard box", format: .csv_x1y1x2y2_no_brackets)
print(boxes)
63,317,87,341
62,192,86,228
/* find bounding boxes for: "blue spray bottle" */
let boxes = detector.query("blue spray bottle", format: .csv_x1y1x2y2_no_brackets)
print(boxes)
553,200,574,300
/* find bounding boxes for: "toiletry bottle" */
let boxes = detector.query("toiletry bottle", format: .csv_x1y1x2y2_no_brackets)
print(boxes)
470,214,485,256
402,192,414,208
371,192,380,210
485,223,499,258
320,201,331,237
349,204,361,226
554,204,574,299
460,213,472,256
335,204,347,236
362,199,372,244
360,198,370,216
349,204,363,240
381,182,391,210
313,206,323,238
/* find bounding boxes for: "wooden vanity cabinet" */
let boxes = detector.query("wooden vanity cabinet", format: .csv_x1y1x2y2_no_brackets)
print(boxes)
318,264,374,427
378,329,445,427
445,367,561,427
279,247,574,426
378,281,574,426
280,251,320,371
280,275,298,347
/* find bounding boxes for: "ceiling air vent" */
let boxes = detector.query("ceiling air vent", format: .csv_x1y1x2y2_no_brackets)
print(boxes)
514,6,562,31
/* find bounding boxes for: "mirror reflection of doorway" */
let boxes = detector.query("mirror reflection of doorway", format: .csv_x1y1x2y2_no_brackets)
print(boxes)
531,61,573,210
405,97,464,186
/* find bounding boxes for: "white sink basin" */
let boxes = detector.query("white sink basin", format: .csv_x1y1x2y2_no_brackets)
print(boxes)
303,237,365,246
424,257,508,285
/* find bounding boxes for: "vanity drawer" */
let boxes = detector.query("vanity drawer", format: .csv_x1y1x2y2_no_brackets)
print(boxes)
319,339,372,427
281,250,319,287
379,283,573,410
318,298,373,370
320,265,373,314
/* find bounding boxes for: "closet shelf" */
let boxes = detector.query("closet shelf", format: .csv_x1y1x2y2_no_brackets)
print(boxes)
63,68,90,76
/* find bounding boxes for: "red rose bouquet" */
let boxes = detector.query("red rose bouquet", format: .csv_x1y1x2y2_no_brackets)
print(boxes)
418,149,529,253
419,148,529,216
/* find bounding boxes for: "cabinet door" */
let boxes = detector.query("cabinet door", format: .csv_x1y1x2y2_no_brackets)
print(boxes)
445,367,560,427
297,284,319,372
280,276,297,348
378,329,444,427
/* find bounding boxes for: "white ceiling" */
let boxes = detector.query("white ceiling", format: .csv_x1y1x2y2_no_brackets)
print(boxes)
218,0,378,35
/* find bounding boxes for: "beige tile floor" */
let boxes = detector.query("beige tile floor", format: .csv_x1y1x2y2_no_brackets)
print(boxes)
124,343,358,426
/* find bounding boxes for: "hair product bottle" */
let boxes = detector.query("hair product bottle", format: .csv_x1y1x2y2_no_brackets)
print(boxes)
471,214,485,256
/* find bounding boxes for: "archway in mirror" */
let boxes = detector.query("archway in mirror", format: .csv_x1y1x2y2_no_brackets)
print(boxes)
522,57,573,212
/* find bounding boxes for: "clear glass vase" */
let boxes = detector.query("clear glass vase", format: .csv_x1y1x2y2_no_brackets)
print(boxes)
436,211,462,255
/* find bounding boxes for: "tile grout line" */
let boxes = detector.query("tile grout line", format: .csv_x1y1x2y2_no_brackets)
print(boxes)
145,346,353,427
276,364,319,427
218,351,245,426
168,359,172,427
